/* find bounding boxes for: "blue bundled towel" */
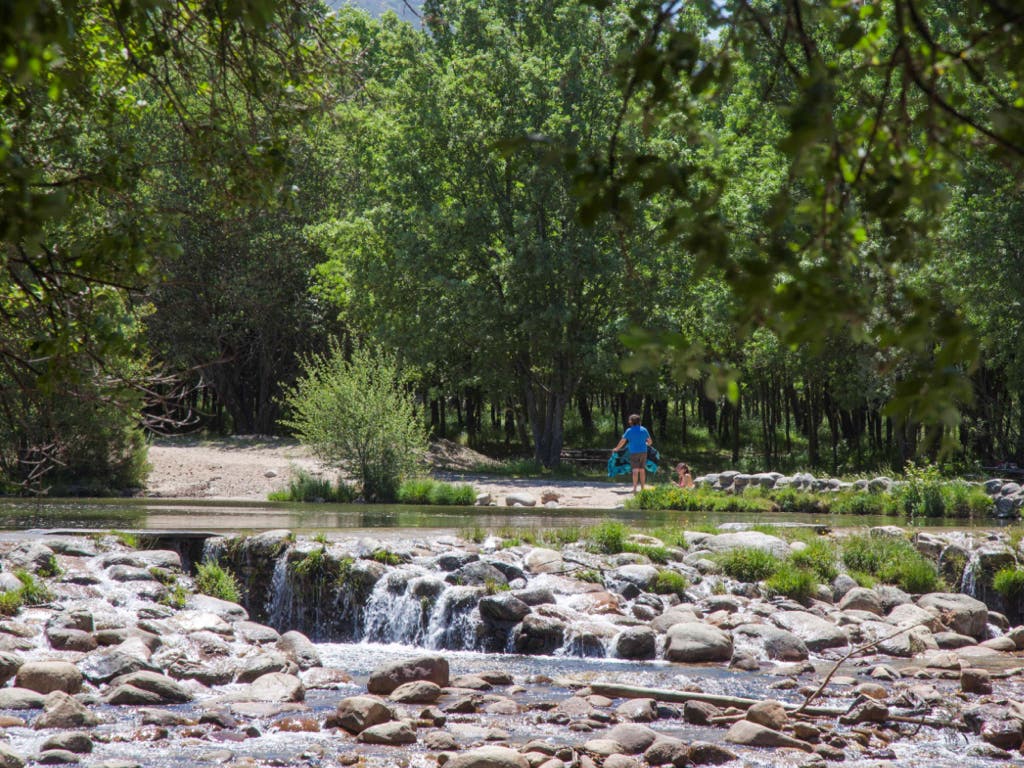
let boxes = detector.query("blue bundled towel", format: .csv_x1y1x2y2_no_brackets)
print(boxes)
607,446,660,478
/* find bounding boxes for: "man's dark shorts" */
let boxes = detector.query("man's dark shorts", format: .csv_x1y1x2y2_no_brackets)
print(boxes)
629,452,646,470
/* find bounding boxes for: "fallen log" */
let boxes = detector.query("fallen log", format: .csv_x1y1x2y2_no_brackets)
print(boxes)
588,683,845,717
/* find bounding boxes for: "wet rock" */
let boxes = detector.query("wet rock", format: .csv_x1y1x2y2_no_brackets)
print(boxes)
16,661,81,695
745,700,788,730
730,652,760,671
0,746,22,768
524,549,563,574
513,587,556,606
613,627,656,660
582,739,624,758
687,742,738,765
140,709,196,727
726,720,812,751
185,594,248,622
615,698,658,723
301,667,354,689
240,673,304,703
45,628,97,653
358,720,417,745
981,719,1024,750
650,606,700,633
445,747,530,768
683,700,721,725
0,689,44,709
450,673,492,690
961,668,993,695
734,623,808,661
608,565,659,596
33,691,99,729
335,695,393,734
966,743,1013,760
166,659,234,686
234,621,280,645
107,671,192,704
703,532,791,559
236,651,291,683
36,750,77,765
40,733,92,754
275,631,321,670
602,756,640,768
643,737,689,768
664,622,733,663
838,700,888,725
390,680,442,704
838,588,884,615
437,551,479,571
448,562,508,588
425,731,458,750
104,685,167,706
605,723,659,753
771,612,847,651
513,615,565,655
917,593,988,639
479,593,531,623
8,542,56,573
367,654,450,694
0,652,22,685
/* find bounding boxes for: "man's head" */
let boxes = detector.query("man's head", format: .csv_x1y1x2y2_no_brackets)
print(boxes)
628,414,641,426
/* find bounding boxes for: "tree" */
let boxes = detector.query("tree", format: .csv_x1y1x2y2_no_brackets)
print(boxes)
282,343,426,501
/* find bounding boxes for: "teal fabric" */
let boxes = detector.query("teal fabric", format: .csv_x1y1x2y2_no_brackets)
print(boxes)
607,446,660,478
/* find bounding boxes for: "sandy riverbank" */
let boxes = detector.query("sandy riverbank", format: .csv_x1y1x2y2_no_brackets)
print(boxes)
146,436,633,508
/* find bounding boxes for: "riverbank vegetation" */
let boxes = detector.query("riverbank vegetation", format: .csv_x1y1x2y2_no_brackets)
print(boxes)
5,1,1024,495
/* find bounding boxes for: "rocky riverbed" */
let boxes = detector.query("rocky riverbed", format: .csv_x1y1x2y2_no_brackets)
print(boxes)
0,528,1020,767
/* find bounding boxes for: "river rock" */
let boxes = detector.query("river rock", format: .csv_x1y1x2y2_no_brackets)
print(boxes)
887,602,942,632
389,680,442,704
771,611,848,651
918,593,989,639
734,624,808,661
235,652,291,683
702,532,790,559
186,593,248,622
107,671,191,704
513,615,566,655
643,737,689,768
614,627,656,660
367,654,449,694
358,720,416,745
962,668,993,695
79,650,153,684
0,746,22,768
16,662,81,695
103,685,166,706
275,630,321,670
234,621,280,645
725,720,812,751
605,723,659,753
479,593,531,623
838,587,884,615
0,652,23,685
335,695,392,734
524,549,563,574
687,742,738,766
445,746,530,768
39,733,91,755
33,692,99,730
664,623,733,663
242,673,304,702
651,606,700,633
8,542,56,573
745,700,788,730
615,698,658,723
448,562,508,587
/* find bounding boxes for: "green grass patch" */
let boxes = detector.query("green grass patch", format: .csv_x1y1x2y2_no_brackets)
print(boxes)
765,487,827,514
840,534,941,593
397,478,477,505
993,566,1024,602
627,486,770,513
788,539,839,582
651,570,690,598
268,469,357,503
194,561,242,604
575,569,603,584
764,563,818,601
715,547,781,582
370,549,403,566
0,571,54,616
588,521,628,554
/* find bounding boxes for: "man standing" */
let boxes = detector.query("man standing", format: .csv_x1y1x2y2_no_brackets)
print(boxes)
613,414,652,492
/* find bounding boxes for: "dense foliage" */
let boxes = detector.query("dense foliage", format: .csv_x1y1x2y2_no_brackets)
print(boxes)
4,0,1024,490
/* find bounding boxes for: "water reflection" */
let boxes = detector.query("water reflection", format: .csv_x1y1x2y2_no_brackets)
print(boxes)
0,497,1011,533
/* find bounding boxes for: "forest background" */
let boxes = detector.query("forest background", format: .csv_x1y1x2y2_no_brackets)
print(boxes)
3,0,1024,493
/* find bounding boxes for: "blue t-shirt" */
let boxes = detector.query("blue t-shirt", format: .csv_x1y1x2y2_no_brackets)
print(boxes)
623,425,651,453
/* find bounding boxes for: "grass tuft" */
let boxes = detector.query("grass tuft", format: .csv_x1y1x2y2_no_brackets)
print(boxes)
397,478,476,505
715,547,781,582
194,560,242,604
268,469,356,503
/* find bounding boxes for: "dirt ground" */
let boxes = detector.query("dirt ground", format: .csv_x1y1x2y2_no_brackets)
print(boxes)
145,436,633,508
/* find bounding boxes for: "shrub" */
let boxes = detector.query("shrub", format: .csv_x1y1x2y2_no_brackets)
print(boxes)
941,483,993,518
16,571,51,605
764,564,818,601
788,539,839,582
993,566,1024,602
652,570,690,598
194,561,242,604
830,492,888,516
0,591,22,617
892,463,946,518
627,486,770,513
397,479,476,505
769,488,827,514
282,342,427,502
268,469,357,503
715,548,781,582
840,534,940,593
589,521,628,554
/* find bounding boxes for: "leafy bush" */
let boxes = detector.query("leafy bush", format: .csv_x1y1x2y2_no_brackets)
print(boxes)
840,534,940,593
940,483,993,518
627,486,770,513
788,539,839,581
652,570,690,597
282,342,427,502
715,547,781,582
764,563,818,601
194,561,242,604
892,463,946,518
397,478,476,505
268,469,357,503
993,566,1024,602
589,521,627,554
830,491,889,516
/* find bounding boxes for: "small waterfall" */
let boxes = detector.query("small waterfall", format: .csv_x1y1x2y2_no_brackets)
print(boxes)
265,555,294,631
961,551,980,597
363,570,436,645
426,586,484,650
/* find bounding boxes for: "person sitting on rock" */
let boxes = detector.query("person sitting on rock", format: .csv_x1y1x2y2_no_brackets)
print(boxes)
673,463,694,489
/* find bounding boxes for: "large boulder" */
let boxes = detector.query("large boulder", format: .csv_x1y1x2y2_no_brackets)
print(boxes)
512,615,566,655
33,692,99,730
524,549,563,574
241,672,305,702
725,720,812,751
733,624,808,661
838,587,884,615
106,671,191,704
335,695,393,734
702,532,790,559
358,721,417,745
605,724,660,754
444,747,529,768
918,593,989,639
479,593,531,623
664,623,733,663
367,655,449,694
614,627,657,660
275,631,321,670
16,662,81,695
770,611,848,651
